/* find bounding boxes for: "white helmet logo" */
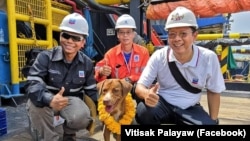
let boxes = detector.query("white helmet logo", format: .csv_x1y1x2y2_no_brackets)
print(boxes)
171,13,184,21
68,19,76,24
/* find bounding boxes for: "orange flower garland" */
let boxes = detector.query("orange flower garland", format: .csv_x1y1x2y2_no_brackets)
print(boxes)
98,93,136,135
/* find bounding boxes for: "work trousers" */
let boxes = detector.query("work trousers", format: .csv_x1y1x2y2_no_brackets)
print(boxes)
136,95,217,125
26,96,92,141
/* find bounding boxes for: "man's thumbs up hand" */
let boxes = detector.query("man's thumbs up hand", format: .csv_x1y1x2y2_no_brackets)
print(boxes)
145,83,159,107
50,87,68,111
99,59,111,76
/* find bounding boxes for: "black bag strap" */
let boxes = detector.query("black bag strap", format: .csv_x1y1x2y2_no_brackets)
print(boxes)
167,49,201,94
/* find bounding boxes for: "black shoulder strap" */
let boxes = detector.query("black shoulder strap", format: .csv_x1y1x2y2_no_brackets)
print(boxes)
167,49,201,94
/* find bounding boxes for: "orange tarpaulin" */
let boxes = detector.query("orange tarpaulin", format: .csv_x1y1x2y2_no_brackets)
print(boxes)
146,0,250,20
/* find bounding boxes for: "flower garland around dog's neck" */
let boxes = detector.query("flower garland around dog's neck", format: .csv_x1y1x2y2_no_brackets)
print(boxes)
98,93,136,135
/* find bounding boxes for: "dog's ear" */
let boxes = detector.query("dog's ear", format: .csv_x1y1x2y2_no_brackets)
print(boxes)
97,80,106,95
119,79,133,95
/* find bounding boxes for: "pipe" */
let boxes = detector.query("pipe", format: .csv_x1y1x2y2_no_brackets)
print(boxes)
150,0,182,4
60,0,82,14
74,0,128,16
197,33,250,40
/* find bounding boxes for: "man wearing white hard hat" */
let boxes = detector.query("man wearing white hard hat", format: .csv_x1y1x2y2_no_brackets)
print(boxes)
25,13,97,140
135,7,225,125
94,14,149,100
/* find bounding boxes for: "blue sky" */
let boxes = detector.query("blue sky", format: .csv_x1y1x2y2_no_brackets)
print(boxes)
230,11,250,33
229,11,250,61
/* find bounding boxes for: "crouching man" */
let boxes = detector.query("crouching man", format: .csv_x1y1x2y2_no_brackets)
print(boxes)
24,13,97,141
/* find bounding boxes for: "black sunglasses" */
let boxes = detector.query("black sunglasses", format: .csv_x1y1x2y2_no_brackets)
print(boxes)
61,32,84,42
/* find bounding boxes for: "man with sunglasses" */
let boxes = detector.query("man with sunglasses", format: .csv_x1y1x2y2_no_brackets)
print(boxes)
25,13,97,141
94,14,150,100
135,7,225,125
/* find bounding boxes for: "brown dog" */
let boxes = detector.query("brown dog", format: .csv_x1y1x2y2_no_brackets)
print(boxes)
97,79,134,141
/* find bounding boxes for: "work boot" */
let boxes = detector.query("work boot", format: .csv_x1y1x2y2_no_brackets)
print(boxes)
63,133,76,141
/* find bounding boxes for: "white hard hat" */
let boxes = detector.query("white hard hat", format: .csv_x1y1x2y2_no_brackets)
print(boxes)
115,14,136,29
165,6,198,30
59,13,89,36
